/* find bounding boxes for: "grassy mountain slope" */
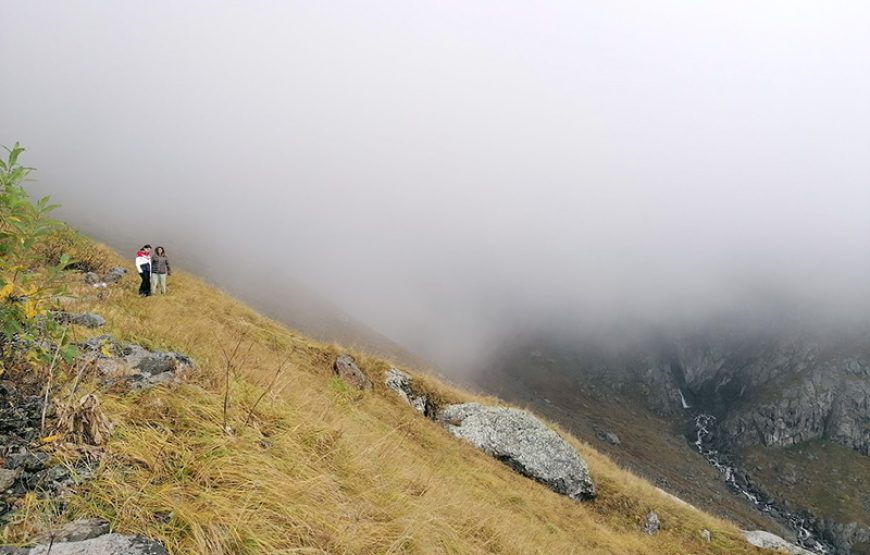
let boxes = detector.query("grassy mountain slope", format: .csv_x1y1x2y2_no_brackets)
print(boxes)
3,238,766,555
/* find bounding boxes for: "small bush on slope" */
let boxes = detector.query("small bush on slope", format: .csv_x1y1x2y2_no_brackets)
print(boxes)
2,238,763,554
0,144,74,373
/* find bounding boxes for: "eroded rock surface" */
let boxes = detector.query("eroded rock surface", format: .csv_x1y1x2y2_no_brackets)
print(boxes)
438,402,596,500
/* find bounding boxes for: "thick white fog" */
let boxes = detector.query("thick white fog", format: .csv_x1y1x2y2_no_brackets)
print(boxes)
2,1,869,369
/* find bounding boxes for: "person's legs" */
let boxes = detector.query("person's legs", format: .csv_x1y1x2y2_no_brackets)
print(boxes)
156,273,167,294
139,272,150,296
151,273,158,295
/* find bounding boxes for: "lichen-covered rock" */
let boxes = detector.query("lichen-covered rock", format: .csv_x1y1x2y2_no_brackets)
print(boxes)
384,369,432,416
333,355,372,390
24,534,168,555
437,402,596,500
742,530,815,555
83,272,101,285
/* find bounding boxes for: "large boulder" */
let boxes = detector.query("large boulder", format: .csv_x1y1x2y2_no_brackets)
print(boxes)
23,534,168,555
333,355,372,390
384,369,432,416
742,530,815,555
437,403,596,500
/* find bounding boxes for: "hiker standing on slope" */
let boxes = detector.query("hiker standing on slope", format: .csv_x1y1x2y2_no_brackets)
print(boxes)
150,246,172,295
135,244,152,297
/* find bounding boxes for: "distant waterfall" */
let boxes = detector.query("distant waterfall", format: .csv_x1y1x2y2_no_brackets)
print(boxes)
679,390,691,409
692,414,831,554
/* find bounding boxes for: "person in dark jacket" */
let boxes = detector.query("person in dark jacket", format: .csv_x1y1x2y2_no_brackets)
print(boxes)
150,246,172,295
135,244,152,296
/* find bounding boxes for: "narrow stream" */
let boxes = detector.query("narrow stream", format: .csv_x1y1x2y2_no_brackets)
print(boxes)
692,414,832,554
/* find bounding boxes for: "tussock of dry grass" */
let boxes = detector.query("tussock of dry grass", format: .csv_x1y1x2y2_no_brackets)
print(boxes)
3,240,765,554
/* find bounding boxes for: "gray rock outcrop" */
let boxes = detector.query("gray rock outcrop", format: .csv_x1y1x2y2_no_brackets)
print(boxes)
22,534,168,555
641,511,660,535
384,369,432,416
437,402,596,500
595,430,621,446
53,312,106,329
34,518,109,543
741,530,815,555
102,267,127,283
721,360,870,455
77,335,192,388
333,355,372,390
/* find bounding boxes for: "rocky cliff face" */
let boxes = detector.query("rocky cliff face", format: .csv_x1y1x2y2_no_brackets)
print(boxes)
614,329,870,458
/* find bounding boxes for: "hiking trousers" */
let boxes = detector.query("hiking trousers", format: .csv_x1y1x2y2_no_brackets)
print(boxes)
139,272,151,296
152,273,167,295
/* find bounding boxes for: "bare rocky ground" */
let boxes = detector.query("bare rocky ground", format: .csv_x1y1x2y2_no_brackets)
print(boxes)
1,271,188,554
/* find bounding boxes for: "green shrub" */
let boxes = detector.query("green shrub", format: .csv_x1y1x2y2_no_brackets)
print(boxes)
0,143,75,373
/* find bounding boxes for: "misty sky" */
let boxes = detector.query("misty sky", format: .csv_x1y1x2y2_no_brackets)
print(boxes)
2,2,869,369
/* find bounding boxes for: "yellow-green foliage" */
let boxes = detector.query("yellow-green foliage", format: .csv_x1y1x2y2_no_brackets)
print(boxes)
0,144,73,371
2,240,764,554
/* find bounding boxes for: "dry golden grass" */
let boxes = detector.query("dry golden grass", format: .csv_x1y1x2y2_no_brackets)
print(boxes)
3,241,766,554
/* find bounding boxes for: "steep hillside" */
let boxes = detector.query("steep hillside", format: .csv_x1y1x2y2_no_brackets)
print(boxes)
474,327,870,554
0,236,774,555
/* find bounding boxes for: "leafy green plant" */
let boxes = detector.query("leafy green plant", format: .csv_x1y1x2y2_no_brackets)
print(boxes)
0,143,75,373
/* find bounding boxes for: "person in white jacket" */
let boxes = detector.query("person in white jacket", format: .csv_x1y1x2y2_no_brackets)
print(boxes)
135,244,152,297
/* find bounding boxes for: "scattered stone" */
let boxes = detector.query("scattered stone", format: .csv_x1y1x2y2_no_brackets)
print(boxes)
333,355,372,390
35,518,110,543
83,272,101,285
76,335,193,388
384,369,432,416
742,530,815,555
641,511,660,535
53,312,106,329
437,402,596,500
700,529,712,542
1,384,92,520
102,267,127,283
595,430,621,446
25,533,168,555
0,468,19,491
